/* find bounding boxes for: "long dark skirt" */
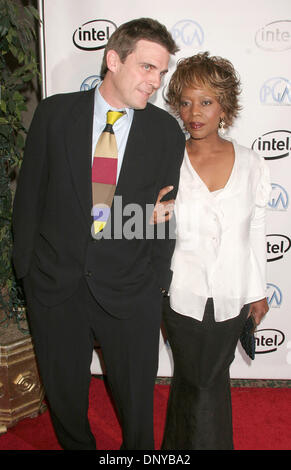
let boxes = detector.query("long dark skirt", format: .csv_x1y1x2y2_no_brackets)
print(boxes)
162,297,249,450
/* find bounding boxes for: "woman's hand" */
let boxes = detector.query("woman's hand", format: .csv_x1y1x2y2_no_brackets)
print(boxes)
150,186,175,224
249,298,269,325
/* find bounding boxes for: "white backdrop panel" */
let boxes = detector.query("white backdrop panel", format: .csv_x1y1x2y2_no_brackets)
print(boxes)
38,0,291,378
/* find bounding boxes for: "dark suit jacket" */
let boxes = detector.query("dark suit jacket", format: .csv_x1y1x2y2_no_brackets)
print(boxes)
12,87,185,318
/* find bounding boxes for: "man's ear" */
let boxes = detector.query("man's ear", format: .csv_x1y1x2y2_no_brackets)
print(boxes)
106,49,121,73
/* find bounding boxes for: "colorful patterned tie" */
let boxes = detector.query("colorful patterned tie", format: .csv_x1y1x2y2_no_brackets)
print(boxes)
92,110,124,235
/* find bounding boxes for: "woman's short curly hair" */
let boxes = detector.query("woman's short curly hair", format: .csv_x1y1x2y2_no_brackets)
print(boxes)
167,52,242,127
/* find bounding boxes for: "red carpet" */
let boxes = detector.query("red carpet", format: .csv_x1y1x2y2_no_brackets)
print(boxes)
0,376,290,450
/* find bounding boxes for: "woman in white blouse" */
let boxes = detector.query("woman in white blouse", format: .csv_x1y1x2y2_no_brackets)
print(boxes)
160,52,271,450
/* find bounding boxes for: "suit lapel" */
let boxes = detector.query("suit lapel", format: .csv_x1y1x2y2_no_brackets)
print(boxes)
64,88,95,228
116,108,147,195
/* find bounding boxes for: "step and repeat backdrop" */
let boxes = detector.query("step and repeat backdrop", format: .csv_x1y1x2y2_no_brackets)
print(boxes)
38,0,291,378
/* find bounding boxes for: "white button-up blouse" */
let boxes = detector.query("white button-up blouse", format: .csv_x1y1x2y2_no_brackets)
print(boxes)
169,140,271,322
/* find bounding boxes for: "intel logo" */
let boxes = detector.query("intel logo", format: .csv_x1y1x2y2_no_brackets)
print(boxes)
267,234,291,262
171,19,204,47
252,130,291,160
255,20,291,51
73,19,117,51
266,283,282,308
260,77,291,106
268,183,289,211
80,75,102,91
255,329,285,354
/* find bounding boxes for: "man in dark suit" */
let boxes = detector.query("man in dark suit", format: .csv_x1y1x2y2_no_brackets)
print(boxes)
12,18,185,450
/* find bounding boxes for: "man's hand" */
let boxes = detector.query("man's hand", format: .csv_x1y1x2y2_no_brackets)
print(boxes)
249,298,269,325
150,186,175,224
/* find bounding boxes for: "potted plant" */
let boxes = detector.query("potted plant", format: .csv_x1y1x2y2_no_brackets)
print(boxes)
0,0,45,434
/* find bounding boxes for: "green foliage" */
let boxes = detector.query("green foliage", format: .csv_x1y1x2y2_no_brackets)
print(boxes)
0,0,40,331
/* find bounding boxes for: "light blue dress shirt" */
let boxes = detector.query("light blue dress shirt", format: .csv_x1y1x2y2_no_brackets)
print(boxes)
91,83,134,182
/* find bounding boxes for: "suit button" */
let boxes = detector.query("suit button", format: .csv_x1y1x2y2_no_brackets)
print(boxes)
85,271,92,277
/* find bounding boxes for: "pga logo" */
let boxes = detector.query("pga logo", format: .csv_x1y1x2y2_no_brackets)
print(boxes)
268,183,289,211
80,75,102,91
171,19,204,47
266,283,282,308
260,77,291,106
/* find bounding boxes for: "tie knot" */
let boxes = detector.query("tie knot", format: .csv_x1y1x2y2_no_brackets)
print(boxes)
107,110,125,126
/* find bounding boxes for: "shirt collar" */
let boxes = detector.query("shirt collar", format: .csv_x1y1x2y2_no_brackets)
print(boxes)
94,81,133,123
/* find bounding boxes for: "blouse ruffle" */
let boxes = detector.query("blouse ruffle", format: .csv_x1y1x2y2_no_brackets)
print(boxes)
169,140,271,322
255,158,272,208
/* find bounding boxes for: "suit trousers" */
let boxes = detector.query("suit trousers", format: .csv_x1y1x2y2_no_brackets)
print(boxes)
162,297,249,450
23,276,162,450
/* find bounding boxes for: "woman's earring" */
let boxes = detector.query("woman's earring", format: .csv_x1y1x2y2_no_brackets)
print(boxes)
219,118,226,136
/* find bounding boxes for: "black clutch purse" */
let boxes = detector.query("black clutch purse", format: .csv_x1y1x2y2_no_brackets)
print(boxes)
239,314,256,360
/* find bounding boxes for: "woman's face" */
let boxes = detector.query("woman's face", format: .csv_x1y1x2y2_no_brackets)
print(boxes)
179,85,225,140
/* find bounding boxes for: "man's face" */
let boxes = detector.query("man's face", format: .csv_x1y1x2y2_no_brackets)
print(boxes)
106,39,170,109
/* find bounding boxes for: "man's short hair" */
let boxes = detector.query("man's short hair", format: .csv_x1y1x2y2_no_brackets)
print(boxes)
100,17,178,78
